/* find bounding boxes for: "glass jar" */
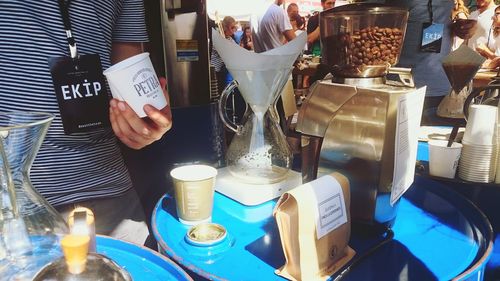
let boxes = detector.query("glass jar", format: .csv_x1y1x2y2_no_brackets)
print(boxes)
320,4,409,78
0,112,69,280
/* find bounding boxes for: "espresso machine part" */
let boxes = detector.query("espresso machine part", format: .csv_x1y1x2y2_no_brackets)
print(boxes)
150,0,225,171
161,0,210,107
298,71,422,226
320,4,409,78
297,4,424,227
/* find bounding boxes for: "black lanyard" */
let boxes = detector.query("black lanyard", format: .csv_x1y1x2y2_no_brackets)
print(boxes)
427,0,434,23
58,0,78,58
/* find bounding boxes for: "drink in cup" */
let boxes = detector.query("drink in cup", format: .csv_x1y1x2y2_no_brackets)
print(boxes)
170,165,217,225
428,140,462,179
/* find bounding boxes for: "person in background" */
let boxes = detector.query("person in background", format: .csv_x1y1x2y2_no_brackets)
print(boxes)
306,0,335,55
233,22,244,45
240,25,254,51
287,2,299,19
252,0,297,131
303,0,335,87
252,0,296,53
385,0,454,117
451,0,470,50
452,0,469,20
0,0,172,246
470,0,498,54
477,5,500,69
211,16,238,96
290,13,307,51
476,3,500,64
290,13,305,34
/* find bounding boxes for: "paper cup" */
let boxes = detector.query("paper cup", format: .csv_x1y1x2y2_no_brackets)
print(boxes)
463,104,497,145
428,140,462,179
170,165,217,225
108,82,124,101
103,52,167,117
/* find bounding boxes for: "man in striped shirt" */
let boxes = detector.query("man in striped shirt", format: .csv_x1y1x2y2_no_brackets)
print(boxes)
0,0,172,245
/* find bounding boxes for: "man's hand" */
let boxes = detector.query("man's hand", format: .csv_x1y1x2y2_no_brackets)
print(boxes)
483,56,500,69
109,77,172,149
451,19,478,40
476,43,495,59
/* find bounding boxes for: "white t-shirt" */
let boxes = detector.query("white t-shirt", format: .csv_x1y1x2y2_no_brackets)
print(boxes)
252,3,293,53
486,28,500,56
468,5,497,51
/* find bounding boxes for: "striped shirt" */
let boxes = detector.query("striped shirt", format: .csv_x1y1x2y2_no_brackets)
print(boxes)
0,0,149,206
211,34,235,72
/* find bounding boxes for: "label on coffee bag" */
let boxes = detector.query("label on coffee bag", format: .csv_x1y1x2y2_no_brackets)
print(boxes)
314,175,348,239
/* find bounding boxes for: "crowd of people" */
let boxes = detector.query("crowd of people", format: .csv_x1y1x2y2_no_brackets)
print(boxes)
211,0,335,93
211,0,500,96
452,0,500,68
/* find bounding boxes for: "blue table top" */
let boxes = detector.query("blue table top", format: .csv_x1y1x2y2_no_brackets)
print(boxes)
96,235,192,281
153,175,492,281
417,140,500,280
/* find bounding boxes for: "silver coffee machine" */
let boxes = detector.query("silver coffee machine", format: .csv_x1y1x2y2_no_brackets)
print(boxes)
297,4,425,227
159,0,225,167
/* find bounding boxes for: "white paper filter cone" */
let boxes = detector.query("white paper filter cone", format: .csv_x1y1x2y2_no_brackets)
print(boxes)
212,30,306,112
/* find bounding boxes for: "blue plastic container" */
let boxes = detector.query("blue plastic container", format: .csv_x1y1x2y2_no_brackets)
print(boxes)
96,235,192,281
153,176,493,280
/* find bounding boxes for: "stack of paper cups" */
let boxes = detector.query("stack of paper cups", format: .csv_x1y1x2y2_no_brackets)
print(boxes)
459,104,498,183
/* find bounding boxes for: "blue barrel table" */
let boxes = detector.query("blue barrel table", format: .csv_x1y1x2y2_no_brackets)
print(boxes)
152,176,493,280
96,235,192,281
418,139,500,280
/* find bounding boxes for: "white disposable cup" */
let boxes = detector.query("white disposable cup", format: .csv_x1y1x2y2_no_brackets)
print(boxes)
109,82,124,101
103,52,167,117
463,104,497,145
170,165,218,225
428,140,463,179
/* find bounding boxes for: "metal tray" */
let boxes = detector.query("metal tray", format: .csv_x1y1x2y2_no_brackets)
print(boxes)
96,235,192,281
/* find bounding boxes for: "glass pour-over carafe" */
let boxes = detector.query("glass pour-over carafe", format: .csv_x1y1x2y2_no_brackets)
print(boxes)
0,112,68,280
213,30,306,184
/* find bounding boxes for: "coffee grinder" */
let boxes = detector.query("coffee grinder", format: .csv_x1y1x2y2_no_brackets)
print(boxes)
297,4,426,227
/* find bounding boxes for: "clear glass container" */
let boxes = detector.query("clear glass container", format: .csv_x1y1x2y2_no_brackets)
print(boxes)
320,4,409,78
219,68,293,184
212,28,305,185
0,112,69,280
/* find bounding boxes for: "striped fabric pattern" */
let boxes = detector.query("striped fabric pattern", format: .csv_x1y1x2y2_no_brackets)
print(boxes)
0,0,149,206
